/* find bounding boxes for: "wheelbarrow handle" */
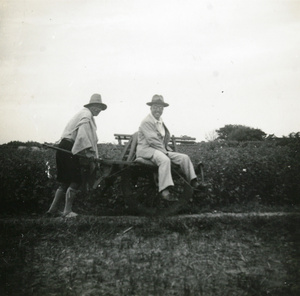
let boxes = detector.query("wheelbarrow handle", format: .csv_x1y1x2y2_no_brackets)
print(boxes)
196,161,205,183
42,143,102,163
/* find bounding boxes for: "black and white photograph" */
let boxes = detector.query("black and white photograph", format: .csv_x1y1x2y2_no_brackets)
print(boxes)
0,0,299,295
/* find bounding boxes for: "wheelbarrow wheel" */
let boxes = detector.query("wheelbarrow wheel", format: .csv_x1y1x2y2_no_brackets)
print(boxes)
120,166,159,215
120,164,194,216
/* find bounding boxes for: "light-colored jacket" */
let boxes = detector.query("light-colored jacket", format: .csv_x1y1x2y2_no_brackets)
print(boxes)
136,114,172,159
60,108,99,157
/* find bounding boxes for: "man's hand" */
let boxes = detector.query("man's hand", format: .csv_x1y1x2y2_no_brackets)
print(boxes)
89,158,96,174
80,156,97,177
79,157,90,167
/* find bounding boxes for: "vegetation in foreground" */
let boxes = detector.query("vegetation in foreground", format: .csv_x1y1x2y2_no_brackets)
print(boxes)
0,135,299,295
0,135,300,216
1,214,299,296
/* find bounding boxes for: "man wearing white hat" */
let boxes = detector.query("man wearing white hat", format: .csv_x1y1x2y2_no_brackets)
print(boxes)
46,93,107,217
137,94,201,201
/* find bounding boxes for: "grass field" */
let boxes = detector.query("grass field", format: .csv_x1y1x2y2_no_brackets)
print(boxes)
1,212,299,296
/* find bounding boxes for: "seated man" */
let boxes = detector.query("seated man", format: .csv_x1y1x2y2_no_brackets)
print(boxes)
136,94,201,201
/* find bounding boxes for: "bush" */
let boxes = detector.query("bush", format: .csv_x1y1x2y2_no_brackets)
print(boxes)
0,139,299,215
177,140,300,206
0,147,57,214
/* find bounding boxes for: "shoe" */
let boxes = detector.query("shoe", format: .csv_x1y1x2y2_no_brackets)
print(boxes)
191,180,208,190
63,211,78,218
45,211,62,218
161,193,178,202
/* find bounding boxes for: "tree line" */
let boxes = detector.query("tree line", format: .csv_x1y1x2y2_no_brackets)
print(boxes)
210,124,299,142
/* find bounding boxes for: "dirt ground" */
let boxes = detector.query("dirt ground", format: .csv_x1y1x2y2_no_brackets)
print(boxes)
0,212,299,296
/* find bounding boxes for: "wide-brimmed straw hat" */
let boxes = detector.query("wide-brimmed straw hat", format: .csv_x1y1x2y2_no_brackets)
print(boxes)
84,94,107,110
146,94,169,107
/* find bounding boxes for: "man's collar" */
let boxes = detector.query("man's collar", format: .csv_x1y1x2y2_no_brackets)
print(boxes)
150,113,163,124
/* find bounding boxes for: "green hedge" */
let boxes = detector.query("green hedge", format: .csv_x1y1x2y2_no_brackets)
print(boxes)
179,140,300,206
0,140,299,215
0,148,56,214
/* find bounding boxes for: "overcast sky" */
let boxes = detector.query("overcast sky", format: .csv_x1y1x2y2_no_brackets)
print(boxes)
0,0,299,144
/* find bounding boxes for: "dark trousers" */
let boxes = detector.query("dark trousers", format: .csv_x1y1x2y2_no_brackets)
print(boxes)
56,139,81,185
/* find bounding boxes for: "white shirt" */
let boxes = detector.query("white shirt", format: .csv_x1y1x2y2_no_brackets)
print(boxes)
150,113,165,137
60,108,99,157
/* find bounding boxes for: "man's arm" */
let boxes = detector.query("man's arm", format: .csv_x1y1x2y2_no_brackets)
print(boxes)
72,121,98,157
140,121,168,154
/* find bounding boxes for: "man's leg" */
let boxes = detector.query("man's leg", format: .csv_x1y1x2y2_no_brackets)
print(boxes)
151,150,174,192
63,182,80,217
47,184,68,215
167,152,197,182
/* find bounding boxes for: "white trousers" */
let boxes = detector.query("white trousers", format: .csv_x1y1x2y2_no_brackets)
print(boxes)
151,150,197,192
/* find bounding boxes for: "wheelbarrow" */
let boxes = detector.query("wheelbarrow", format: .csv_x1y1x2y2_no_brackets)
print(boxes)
44,132,206,215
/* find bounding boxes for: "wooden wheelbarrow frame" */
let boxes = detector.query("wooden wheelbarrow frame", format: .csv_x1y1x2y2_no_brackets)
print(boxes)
44,132,205,215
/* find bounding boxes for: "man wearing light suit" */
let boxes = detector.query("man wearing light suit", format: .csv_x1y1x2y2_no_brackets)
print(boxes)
136,94,201,201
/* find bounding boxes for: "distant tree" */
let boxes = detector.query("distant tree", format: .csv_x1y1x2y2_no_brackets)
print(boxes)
287,132,300,139
266,134,277,140
205,130,219,142
1,141,41,148
216,124,266,141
